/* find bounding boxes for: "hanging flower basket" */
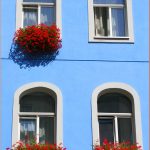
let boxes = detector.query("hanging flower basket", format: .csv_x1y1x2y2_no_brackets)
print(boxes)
9,24,62,68
13,24,62,54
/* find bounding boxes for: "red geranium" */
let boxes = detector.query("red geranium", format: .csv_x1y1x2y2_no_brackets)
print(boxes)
6,141,66,150
94,139,142,150
13,24,62,54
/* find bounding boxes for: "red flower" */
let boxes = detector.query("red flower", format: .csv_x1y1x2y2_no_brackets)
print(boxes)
13,24,62,54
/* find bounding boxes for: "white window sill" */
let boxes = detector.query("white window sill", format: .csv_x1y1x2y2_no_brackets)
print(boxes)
89,36,134,43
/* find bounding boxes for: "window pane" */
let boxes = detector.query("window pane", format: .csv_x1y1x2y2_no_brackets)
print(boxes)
23,8,38,27
94,7,109,36
39,117,55,144
94,0,124,4
118,118,133,143
99,119,114,144
23,0,55,3
111,8,126,36
20,119,36,143
98,93,132,113
20,92,55,112
41,7,56,25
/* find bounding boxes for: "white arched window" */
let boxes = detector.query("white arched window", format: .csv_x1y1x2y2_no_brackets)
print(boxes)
92,83,142,147
12,82,63,145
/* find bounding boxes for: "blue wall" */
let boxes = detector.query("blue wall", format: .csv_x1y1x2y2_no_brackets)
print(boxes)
2,0,149,150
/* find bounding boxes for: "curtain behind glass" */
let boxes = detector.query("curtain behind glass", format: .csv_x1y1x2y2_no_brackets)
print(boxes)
39,117,54,144
111,8,125,36
41,7,56,25
20,119,36,143
94,7,109,36
23,8,38,27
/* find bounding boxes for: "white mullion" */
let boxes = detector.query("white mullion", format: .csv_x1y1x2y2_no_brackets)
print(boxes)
109,7,112,36
38,5,41,24
93,4,124,8
22,5,24,27
22,2,54,6
36,116,39,143
98,113,132,117
114,116,119,142
19,112,55,116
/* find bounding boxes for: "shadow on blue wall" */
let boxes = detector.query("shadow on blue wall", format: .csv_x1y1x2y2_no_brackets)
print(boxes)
9,44,59,69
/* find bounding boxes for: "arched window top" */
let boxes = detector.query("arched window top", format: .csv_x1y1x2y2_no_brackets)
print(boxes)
98,92,132,113
20,92,55,112
92,82,143,147
12,82,63,145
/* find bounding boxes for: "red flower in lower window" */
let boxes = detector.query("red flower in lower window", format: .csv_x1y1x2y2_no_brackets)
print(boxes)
93,139,142,150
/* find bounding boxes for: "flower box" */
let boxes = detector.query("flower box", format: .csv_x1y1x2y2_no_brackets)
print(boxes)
93,139,142,150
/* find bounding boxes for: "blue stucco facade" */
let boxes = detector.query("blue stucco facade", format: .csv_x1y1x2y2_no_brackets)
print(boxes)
1,0,149,150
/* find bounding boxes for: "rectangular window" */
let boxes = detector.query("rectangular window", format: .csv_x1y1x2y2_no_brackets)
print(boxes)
22,1,55,27
16,0,62,30
88,0,134,42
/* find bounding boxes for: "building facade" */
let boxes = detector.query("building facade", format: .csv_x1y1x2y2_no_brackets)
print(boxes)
1,0,149,150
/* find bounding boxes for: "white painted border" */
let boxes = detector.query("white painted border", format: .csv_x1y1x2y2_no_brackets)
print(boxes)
88,0,134,43
91,82,142,146
16,0,62,34
12,82,63,145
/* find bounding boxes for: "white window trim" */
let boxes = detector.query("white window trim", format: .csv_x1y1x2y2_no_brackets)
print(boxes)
12,82,63,145
88,0,134,43
16,0,62,34
91,82,143,147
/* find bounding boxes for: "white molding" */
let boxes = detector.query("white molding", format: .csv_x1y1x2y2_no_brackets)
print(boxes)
12,82,63,145
88,0,134,43
91,82,143,146
16,0,62,33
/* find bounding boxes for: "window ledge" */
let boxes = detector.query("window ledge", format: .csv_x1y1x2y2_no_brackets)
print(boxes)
89,36,134,43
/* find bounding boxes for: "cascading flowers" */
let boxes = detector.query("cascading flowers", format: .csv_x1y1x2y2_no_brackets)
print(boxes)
93,139,142,150
13,24,62,54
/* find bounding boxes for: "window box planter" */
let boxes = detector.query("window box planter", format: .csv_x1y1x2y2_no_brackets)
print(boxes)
93,139,142,150
7,142,66,150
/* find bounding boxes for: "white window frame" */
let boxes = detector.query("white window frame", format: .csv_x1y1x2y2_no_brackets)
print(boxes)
12,82,63,145
19,113,56,143
16,0,62,33
91,82,143,147
88,0,134,43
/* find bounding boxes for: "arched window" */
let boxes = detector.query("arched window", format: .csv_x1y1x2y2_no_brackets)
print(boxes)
12,82,63,145
98,92,133,144
92,83,142,147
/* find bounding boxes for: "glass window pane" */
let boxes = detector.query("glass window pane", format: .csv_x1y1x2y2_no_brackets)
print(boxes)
23,0,55,3
118,118,133,143
94,0,124,4
20,119,36,143
39,117,55,144
94,7,109,36
23,8,38,27
111,8,126,36
41,7,56,25
98,93,132,113
20,92,55,113
99,119,114,144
